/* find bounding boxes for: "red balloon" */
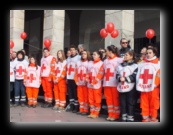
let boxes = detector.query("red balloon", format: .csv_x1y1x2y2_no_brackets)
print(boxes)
100,28,108,38
106,22,115,33
44,39,51,48
20,32,27,39
146,29,155,39
111,29,119,38
10,40,14,49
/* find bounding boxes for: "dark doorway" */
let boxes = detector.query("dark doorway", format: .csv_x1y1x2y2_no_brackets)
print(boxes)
65,10,82,46
134,36,156,54
24,10,44,97
64,10,105,53
24,10,44,65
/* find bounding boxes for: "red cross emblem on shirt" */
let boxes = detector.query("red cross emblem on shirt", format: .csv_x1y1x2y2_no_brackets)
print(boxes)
89,72,95,83
78,70,86,81
68,65,74,75
55,67,60,76
122,72,126,85
41,64,46,72
105,68,114,81
10,72,13,75
16,66,25,75
139,69,153,84
27,74,36,83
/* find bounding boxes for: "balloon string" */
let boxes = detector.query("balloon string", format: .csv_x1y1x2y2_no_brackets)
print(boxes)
24,42,43,51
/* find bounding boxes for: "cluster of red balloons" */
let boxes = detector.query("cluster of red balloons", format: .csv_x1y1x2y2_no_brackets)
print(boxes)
146,29,155,39
100,22,119,38
44,39,51,50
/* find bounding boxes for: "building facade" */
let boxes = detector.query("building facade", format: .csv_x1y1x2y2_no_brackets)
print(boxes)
10,10,160,97
10,10,160,63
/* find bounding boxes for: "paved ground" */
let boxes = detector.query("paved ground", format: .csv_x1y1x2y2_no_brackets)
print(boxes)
10,103,109,123
10,89,146,123
10,100,144,123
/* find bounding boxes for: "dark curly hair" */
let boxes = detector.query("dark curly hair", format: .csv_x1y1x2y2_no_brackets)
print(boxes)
16,50,25,60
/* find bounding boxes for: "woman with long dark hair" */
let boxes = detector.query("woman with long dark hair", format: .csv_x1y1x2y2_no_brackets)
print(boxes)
86,51,104,118
103,45,124,121
136,47,160,122
24,56,41,108
116,50,138,122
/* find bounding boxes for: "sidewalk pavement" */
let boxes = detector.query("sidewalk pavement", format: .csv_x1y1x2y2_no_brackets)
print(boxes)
10,102,143,123
10,102,111,123
10,94,145,123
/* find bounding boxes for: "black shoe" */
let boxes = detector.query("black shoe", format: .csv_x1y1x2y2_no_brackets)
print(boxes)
13,104,19,107
10,103,13,107
32,105,37,108
81,112,88,116
41,102,50,108
121,119,127,122
52,106,60,110
65,104,74,112
43,103,52,108
41,102,47,108
72,105,79,113
127,120,134,122
28,105,32,108
21,103,26,107
76,111,82,115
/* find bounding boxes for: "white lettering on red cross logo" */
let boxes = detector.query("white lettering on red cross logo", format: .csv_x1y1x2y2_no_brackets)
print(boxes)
41,64,46,72
16,66,25,75
55,67,60,76
78,70,86,81
27,74,36,83
105,68,114,81
139,69,153,84
89,72,95,83
122,72,126,85
68,65,74,75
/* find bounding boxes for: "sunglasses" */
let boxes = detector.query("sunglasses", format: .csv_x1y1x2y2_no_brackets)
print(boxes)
122,42,128,44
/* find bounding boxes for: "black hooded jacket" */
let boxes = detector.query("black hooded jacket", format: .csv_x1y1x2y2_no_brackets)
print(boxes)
119,45,131,58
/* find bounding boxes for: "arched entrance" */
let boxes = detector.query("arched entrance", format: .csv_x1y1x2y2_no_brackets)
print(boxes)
64,10,105,53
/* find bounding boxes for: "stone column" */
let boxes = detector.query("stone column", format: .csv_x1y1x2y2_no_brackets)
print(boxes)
10,10,25,51
43,10,65,57
105,10,134,49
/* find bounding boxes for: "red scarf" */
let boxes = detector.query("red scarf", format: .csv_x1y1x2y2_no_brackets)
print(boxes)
93,58,101,64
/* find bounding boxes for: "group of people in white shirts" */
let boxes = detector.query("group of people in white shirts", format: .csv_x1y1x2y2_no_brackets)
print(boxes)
10,39,160,122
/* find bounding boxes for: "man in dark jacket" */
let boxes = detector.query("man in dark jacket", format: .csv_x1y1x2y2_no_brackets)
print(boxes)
119,38,131,58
